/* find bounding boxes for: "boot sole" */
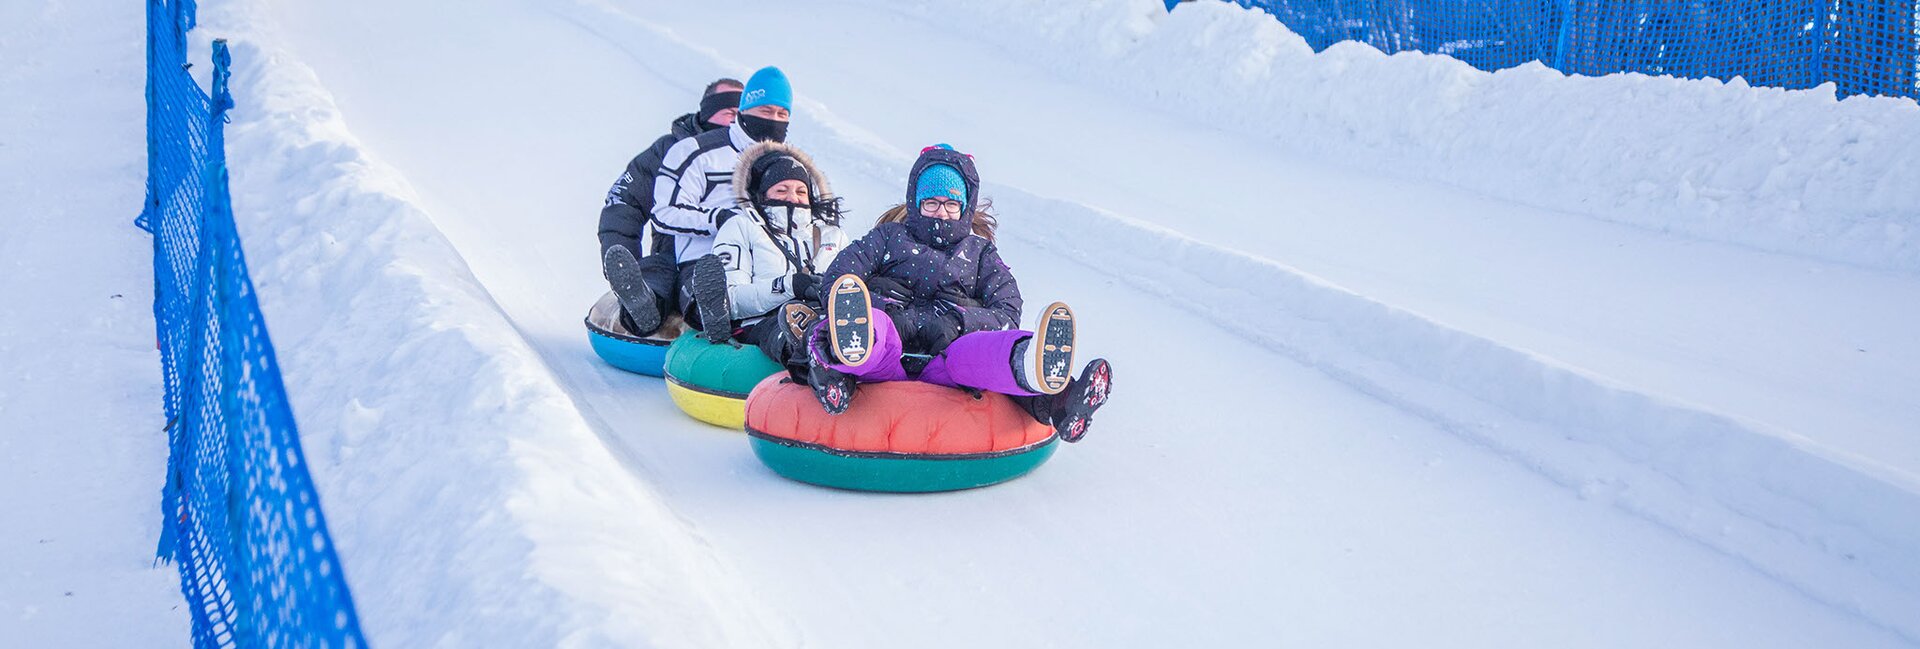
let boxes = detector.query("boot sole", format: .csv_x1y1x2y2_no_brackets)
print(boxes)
826,275,874,368
603,246,661,335
1032,302,1076,395
690,256,732,343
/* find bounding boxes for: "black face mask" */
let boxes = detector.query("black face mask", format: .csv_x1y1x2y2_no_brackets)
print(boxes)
753,199,812,231
737,113,789,143
698,91,741,129
907,210,970,249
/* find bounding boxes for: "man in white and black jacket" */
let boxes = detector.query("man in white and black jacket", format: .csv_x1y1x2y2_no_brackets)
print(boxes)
596,77,741,266
602,66,794,340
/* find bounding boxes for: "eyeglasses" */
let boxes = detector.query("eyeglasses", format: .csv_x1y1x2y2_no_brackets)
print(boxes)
919,198,963,216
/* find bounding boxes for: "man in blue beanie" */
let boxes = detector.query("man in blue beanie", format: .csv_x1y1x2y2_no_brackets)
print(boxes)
602,66,797,343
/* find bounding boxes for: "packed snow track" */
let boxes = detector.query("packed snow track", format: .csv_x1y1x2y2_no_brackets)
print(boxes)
167,0,1920,646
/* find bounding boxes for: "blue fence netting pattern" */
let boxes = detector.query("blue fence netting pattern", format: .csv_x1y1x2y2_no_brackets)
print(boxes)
139,1,369,646
1170,0,1920,99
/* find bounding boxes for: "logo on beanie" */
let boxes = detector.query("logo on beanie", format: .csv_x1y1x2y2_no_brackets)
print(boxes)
947,188,963,198
743,89,767,104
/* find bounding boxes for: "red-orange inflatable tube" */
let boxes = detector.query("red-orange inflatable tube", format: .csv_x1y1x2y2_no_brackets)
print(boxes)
746,375,1054,456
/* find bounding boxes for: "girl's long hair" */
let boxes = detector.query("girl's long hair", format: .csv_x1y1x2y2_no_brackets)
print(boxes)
876,199,999,242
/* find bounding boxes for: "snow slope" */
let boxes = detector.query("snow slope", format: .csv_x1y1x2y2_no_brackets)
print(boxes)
656,0,1920,492
170,0,1920,645
575,0,1920,636
0,1,187,644
176,4,794,646
954,0,1920,273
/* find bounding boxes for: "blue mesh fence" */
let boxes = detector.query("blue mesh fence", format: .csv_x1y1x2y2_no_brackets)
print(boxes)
139,1,369,646
1184,0,1920,99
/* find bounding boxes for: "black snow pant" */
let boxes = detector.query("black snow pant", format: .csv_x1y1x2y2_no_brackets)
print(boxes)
614,251,713,333
733,310,809,377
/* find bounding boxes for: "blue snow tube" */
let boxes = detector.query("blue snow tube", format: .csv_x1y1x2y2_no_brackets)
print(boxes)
585,291,678,377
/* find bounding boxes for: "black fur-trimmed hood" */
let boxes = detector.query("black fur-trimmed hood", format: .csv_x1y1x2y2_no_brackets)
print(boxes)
731,141,835,204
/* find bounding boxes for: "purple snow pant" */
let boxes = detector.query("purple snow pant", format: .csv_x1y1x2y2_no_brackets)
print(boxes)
810,310,1042,397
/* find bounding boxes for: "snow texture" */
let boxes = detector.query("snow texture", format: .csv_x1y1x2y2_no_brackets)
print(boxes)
12,0,1917,645
920,0,1920,273
0,1,189,644
185,3,794,646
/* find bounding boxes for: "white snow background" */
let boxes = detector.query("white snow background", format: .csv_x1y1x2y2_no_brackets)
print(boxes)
5,0,1918,646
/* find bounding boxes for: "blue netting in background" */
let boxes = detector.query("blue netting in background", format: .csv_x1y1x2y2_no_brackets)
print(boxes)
140,1,368,646
1176,0,1920,99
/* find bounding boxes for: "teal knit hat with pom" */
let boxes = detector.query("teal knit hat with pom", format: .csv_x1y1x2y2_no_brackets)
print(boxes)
913,148,967,205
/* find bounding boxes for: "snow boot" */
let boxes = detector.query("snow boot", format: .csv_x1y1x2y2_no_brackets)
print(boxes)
1049,358,1112,443
688,254,733,344
780,301,820,344
772,302,820,371
603,245,661,336
1012,302,1076,395
806,357,858,415
825,274,875,368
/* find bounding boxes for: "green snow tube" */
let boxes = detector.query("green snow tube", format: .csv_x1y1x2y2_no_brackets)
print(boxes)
662,330,785,429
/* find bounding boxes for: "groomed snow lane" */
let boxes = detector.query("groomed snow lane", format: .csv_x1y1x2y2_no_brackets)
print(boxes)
211,0,1920,646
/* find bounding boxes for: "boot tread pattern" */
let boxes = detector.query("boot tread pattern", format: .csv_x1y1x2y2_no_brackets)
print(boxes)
827,275,874,367
603,246,660,335
691,256,732,343
1033,302,1076,395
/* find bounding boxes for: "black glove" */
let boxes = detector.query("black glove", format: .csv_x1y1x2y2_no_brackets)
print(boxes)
934,286,982,309
913,303,966,355
789,273,823,301
866,276,913,303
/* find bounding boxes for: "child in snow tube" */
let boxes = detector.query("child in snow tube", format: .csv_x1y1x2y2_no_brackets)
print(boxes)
802,144,1114,442
665,140,848,428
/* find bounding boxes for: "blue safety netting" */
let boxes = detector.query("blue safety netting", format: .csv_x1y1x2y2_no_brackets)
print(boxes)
1184,0,1920,99
139,1,368,646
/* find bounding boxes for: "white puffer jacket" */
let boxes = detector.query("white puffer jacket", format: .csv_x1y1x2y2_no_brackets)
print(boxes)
710,142,850,324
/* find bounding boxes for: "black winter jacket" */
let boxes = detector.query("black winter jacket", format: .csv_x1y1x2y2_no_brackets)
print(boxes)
823,222,1022,354
597,113,704,257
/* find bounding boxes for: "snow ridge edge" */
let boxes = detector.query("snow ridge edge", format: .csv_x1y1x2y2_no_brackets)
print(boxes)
993,187,1920,641
189,8,795,646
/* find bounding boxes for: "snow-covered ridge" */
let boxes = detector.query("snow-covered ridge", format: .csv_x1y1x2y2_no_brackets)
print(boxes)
166,0,1919,642
190,7,795,646
991,186,1920,641
892,0,1920,273
560,0,1920,636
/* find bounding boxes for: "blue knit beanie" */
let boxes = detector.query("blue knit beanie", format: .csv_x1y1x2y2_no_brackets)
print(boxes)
739,66,792,112
915,164,967,205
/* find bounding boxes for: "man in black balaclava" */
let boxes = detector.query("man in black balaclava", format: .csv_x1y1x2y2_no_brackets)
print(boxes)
595,78,741,333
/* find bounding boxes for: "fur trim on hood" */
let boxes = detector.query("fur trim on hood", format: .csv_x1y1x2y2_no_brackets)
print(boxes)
731,141,835,204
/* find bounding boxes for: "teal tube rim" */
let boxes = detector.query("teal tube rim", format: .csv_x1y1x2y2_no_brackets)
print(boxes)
746,426,1058,461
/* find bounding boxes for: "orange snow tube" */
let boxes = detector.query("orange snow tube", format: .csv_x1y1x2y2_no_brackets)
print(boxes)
745,375,1059,492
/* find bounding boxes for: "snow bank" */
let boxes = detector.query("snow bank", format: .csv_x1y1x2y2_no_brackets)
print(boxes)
616,1,1920,631
894,0,1920,273
190,7,794,646
989,186,1920,640
579,2,1920,629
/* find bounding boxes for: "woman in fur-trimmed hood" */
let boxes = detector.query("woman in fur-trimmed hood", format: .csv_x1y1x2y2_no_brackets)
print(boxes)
697,140,851,368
